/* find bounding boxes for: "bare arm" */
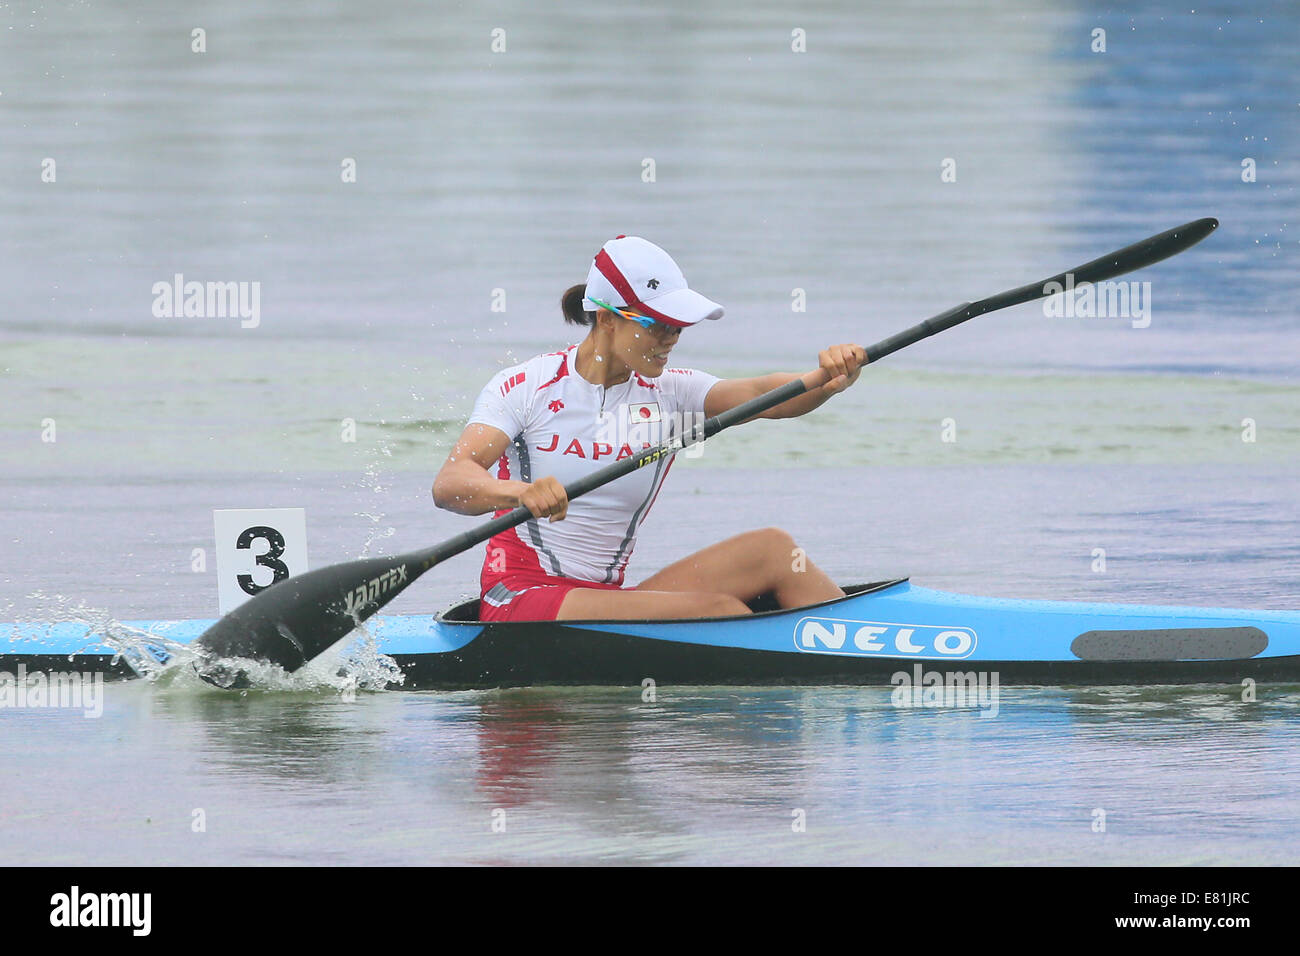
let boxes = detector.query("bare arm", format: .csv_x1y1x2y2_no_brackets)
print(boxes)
703,344,867,420
432,423,568,520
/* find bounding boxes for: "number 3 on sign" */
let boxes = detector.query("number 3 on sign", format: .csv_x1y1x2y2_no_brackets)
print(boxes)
212,509,310,615
235,525,289,595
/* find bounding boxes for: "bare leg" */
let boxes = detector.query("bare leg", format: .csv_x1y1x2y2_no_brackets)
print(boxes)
557,528,842,620
558,587,749,621
639,527,843,607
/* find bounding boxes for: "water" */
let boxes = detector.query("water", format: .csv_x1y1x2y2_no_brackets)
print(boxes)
4,683,1299,865
2,0,1298,864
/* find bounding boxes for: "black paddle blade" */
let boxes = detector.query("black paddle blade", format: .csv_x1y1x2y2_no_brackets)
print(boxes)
868,217,1220,363
1053,216,1218,288
193,553,422,684
985,216,1220,319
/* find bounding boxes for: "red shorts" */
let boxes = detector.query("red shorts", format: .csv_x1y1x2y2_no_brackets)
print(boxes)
479,573,627,622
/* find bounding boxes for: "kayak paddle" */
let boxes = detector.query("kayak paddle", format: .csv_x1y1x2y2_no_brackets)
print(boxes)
193,216,1218,685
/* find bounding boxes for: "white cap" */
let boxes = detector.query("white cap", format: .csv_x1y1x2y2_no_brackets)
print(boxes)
583,236,725,327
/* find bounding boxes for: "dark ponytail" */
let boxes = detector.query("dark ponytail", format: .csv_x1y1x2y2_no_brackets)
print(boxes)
561,284,595,327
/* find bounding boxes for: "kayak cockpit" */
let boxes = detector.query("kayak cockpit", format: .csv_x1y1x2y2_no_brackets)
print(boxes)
436,579,910,625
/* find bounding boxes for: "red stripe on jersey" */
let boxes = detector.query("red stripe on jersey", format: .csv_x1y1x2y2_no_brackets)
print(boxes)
537,352,570,390
480,450,551,589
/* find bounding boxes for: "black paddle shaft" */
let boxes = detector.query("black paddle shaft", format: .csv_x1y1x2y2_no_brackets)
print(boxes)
193,217,1218,676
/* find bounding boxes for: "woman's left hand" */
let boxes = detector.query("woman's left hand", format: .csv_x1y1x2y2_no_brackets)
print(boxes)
815,344,867,394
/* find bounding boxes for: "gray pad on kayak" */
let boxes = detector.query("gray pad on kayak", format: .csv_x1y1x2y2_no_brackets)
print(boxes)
1071,627,1268,662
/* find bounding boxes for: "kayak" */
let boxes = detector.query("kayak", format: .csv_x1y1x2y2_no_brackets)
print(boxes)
4,578,1299,688
183,219,1226,684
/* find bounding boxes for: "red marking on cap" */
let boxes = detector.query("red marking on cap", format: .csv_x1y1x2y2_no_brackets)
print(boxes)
615,234,626,239
592,249,692,328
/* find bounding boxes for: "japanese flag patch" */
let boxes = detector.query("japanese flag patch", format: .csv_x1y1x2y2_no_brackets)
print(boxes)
628,402,661,424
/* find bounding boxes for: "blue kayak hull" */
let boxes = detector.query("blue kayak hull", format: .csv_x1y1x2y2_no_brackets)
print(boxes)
4,580,1300,688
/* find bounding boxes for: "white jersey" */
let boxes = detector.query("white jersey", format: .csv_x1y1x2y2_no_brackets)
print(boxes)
467,344,720,586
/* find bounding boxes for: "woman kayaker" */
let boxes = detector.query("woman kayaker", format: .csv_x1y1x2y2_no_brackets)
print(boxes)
433,235,866,622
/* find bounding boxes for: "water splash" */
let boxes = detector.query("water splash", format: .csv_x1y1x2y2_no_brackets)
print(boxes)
12,592,405,696
354,440,399,559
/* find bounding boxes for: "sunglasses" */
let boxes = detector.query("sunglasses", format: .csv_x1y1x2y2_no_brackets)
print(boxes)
587,297,680,335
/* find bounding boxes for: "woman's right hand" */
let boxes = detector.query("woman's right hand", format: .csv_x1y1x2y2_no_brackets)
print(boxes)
518,476,569,522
